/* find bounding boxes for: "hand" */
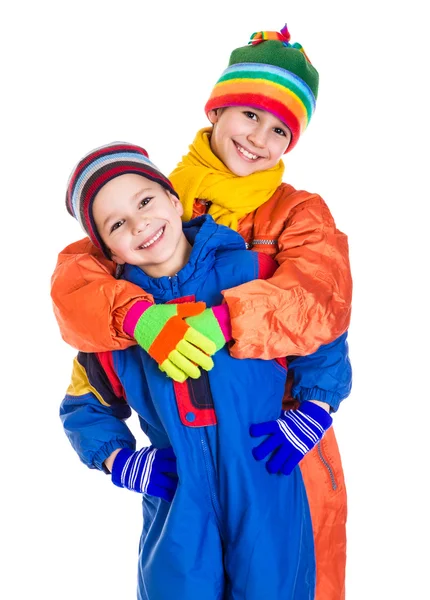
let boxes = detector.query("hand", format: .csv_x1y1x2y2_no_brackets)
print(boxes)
185,304,232,353
249,401,333,475
128,302,218,382
111,446,178,502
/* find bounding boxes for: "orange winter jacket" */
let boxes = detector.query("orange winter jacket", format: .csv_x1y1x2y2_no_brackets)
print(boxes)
51,182,352,357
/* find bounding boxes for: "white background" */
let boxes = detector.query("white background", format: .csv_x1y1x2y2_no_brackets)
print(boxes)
1,1,429,598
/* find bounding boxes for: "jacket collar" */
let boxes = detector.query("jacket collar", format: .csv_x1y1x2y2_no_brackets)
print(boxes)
121,215,245,295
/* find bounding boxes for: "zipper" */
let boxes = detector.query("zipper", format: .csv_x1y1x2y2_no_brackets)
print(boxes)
317,441,337,491
251,239,277,246
169,274,179,294
248,239,278,250
200,433,224,535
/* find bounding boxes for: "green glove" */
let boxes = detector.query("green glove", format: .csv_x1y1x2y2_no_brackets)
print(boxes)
185,304,232,353
124,301,217,382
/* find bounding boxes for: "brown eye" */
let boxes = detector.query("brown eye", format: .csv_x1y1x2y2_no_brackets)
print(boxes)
139,197,153,208
110,220,124,233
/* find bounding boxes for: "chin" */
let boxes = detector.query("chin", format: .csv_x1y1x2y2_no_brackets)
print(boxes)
235,163,262,177
225,159,252,177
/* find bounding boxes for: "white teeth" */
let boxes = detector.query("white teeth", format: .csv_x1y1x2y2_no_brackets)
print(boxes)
140,227,164,249
236,144,258,160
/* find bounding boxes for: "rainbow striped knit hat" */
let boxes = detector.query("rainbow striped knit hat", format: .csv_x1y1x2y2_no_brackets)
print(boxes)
66,142,178,256
205,24,318,153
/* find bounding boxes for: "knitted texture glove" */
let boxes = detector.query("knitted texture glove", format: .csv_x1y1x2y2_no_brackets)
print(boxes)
250,401,333,475
123,301,217,382
185,304,232,353
111,446,178,502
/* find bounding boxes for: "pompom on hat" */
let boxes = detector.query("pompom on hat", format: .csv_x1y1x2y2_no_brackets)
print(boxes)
66,142,178,256
205,24,319,152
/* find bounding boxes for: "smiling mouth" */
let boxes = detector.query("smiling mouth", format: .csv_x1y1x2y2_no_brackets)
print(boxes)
234,142,261,161
137,226,165,250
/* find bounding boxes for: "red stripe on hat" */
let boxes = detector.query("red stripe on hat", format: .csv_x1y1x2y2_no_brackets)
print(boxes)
67,144,150,206
205,93,301,151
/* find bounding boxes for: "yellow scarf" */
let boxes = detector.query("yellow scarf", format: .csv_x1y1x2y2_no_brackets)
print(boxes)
169,128,284,230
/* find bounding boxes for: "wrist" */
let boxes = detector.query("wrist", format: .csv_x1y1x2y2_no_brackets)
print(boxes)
111,448,135,487
308,400,330,413
104,448,124,474
212,303,232,343
300,401,333,430
123,301,152,336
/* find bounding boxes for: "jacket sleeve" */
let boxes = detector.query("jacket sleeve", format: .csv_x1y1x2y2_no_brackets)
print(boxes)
222,195,352,359
51,238,152,352
288,332,352,413
60,351,136,471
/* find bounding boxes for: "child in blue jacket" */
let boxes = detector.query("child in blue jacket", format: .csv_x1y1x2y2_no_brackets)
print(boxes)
60,142,349,600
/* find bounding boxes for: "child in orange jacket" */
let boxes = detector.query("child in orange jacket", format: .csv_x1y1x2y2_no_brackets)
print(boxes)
52,24,352,599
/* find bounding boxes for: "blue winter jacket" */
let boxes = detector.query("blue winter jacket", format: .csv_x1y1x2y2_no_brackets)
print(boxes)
60,215,351,471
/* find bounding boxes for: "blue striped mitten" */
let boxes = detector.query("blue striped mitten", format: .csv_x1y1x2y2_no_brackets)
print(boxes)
250,402,333,475
112,446,178,502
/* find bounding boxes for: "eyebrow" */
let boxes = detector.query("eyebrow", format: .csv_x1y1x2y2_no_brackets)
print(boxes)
131,187,154,202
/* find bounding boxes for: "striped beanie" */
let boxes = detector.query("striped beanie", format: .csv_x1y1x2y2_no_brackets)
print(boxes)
205,24,318,153
66,142,178,256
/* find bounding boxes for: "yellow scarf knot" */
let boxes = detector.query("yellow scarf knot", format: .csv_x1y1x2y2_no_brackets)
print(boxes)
169,128,284,230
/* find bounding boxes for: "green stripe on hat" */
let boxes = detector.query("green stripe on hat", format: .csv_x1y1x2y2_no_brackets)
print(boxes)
218,69,315,120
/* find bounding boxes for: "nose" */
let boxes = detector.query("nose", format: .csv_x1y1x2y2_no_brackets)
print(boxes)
247,125,268,148
131,216,149,236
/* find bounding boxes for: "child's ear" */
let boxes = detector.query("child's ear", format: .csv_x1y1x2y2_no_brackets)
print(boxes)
207,109,220,125
169,192,184,217
110,254,125,265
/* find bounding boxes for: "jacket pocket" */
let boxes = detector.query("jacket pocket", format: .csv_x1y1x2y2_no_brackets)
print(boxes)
173,370,217,427
315,426,346,497
316,438,337,491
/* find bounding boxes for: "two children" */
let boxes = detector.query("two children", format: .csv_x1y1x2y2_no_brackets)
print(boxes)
61,142,334,598
54,24,352,598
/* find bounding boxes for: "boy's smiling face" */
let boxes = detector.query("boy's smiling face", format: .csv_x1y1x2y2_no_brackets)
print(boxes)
208,106,292,176
93,174,191,277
